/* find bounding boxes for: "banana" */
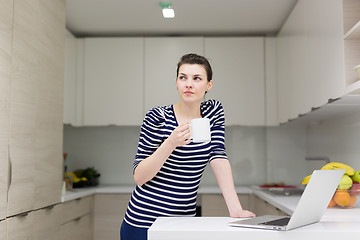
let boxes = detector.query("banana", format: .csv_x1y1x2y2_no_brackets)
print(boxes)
301,174,312,185
320,162,354,176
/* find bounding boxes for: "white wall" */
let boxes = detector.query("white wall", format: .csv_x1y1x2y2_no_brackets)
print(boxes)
63,126,269,186
63,124,310,187
307,111,360,172
63,110,360,187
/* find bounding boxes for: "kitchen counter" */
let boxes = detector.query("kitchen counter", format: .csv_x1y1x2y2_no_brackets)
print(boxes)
61,185,252,202
148,187,360,240
61,185,135,202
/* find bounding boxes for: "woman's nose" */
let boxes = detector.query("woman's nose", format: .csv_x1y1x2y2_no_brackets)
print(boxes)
185,79,193,87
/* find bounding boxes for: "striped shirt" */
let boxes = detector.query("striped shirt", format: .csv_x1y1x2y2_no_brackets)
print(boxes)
124,99,228,228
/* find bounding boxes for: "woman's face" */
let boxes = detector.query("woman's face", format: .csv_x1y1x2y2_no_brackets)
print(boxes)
176,64,213,104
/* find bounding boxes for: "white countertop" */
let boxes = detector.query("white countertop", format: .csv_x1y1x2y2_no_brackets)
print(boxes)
149,216,360,240
148,187,360,240
61,184,135,202
61,185,252,202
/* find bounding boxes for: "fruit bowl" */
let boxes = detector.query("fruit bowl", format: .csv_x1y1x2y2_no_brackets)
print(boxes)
328,183,360,208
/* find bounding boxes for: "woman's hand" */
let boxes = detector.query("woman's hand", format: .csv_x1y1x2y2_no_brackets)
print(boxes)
166,122,191,148
230,209,256,218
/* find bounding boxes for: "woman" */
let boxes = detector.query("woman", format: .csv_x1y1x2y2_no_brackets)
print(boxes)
120,53,255,240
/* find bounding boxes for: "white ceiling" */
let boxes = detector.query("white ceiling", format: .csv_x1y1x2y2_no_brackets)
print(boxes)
66,0,298,37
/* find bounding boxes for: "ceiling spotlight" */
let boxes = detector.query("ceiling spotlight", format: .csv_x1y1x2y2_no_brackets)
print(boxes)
160,2,175,18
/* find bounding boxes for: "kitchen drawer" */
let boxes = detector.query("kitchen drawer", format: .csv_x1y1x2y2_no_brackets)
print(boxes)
252,195,288,216
61,196,93,224
93,193,131,240
59,214,91,240
0,220,6,240
201,194,250,217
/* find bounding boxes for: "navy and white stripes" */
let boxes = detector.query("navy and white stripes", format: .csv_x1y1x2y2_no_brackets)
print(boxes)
124,99,228,228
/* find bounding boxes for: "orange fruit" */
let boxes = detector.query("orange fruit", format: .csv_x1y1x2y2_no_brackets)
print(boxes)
333,191,351,207
328,197,336,207
345,195,357,208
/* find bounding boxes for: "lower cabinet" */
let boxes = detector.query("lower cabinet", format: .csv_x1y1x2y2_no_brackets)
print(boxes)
0,220,6,240
59,196,94,240
7,204,61,240
93,193,131,240
252,195,288,216
201,194,251,216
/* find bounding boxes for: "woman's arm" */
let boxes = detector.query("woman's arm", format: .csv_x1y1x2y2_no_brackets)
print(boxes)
210,158,256,218
134,123,191,186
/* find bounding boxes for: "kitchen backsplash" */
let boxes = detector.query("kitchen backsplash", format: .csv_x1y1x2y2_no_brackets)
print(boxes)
63,111,360,187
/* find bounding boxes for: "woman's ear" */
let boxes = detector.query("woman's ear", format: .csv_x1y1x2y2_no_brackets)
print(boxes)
207,80,214,92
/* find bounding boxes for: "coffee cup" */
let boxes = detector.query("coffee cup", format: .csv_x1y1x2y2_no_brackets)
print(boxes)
189,118,211,143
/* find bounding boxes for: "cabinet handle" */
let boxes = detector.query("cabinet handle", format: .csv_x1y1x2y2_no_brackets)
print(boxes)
8,146,12,190
43,205,55,210
17,212,29,217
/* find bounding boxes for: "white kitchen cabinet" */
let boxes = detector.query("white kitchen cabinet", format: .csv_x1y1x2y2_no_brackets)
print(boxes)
204,37,265,126
7,0,65,216
93,193,131,240
201,194,250,216
277,0,344,123
64,31,84,126
0,0,12,221
144,37,204,111
83,38,144,126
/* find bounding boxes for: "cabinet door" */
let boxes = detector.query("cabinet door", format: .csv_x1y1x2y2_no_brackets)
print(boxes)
204,37,265,126
0,220,6,240
0,0,12,220
60,214,91,240
7,212,34,240
93,194,131,240
83,38,144,126
32,205,61,240
277,0,344,123
253,195,288,216
201,194,250,217
144,37,204,111
64,31,82,125
8,0,65,216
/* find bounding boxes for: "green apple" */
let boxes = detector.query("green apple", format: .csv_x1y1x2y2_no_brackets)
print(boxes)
338,175,353,190
351,171,360,183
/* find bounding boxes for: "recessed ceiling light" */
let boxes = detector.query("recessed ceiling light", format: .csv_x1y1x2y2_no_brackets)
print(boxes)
159,2,175,18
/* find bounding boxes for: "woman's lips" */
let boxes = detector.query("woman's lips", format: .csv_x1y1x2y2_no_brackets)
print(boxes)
184,91,194,95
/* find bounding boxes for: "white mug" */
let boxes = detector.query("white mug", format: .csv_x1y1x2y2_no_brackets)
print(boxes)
189,118,211,143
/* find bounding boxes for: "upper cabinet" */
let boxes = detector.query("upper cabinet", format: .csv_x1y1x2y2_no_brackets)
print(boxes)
83,38,144,126
343,0,360,94
205,37,265,126
65,36,271,126
0,0,12,220
144,37,204,111
277,0,345,124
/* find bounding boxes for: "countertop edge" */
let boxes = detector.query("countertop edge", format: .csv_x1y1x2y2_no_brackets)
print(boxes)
61,185,253,202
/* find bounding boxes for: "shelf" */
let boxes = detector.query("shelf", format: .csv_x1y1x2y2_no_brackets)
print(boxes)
344,79,360,95
344,20,360,39
282,95,360,126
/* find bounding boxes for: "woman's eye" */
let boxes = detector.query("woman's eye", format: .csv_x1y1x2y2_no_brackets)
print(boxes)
179,76,186,80
194,77,201,81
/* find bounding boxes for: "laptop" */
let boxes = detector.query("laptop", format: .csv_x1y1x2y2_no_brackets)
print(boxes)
229,169,345,231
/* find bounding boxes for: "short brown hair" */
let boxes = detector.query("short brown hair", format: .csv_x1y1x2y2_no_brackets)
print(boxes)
176,53,213,82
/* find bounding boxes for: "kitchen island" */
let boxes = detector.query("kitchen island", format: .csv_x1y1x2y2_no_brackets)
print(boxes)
148,188,360,240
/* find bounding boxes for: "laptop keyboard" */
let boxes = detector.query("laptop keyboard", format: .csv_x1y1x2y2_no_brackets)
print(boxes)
260,217,290,226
